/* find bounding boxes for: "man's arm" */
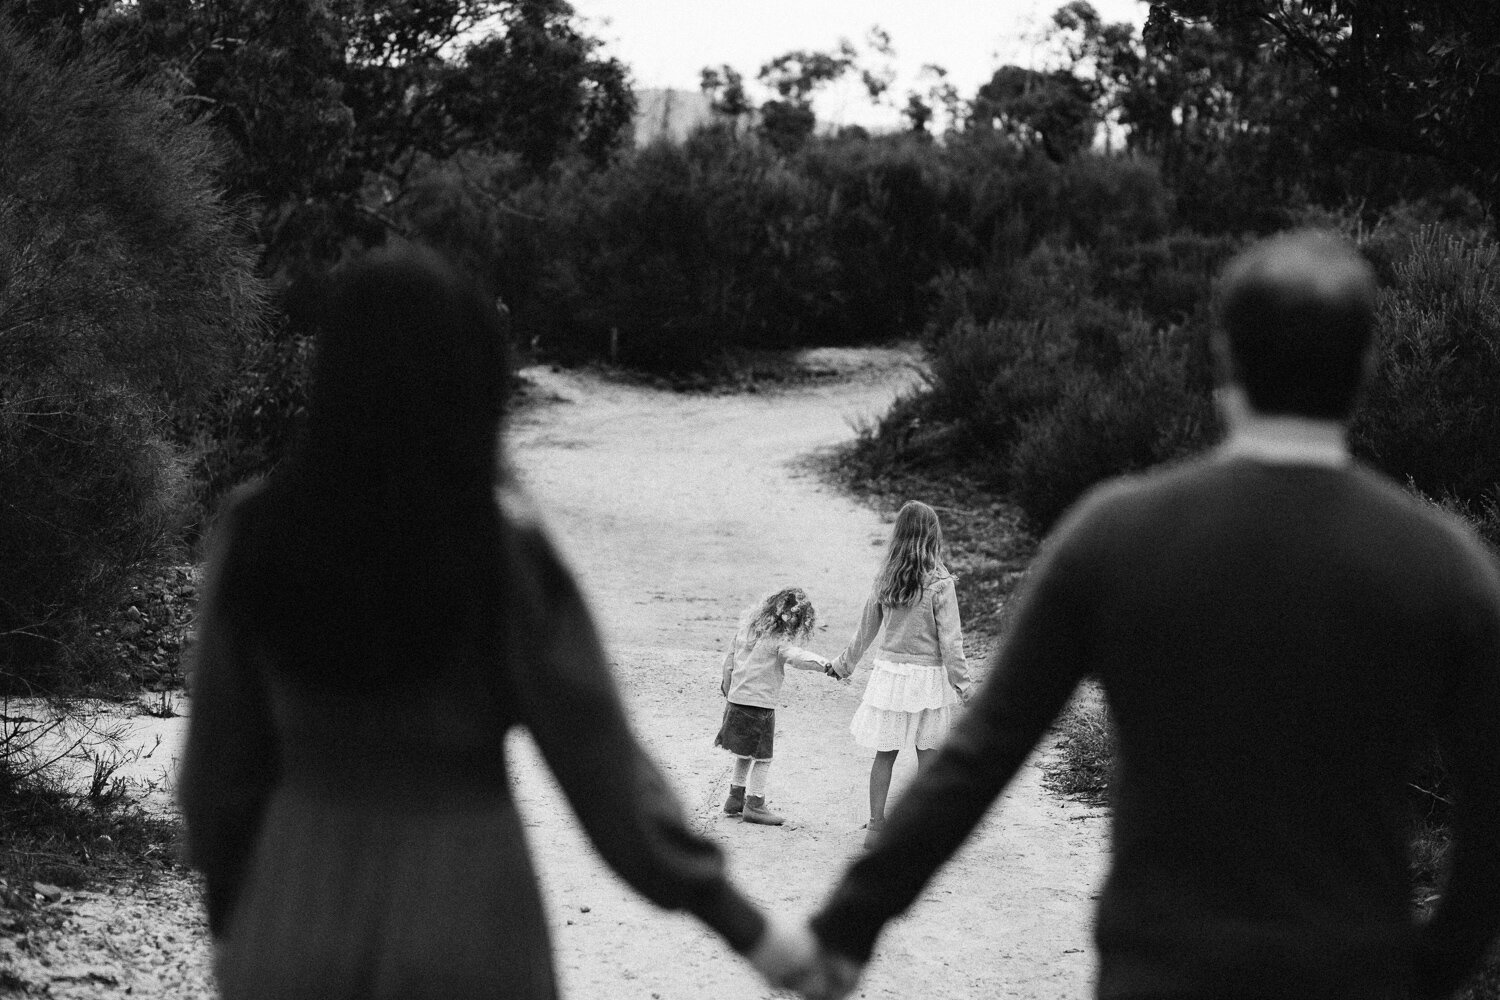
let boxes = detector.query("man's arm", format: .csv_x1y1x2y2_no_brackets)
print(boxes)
1412,571,1500,998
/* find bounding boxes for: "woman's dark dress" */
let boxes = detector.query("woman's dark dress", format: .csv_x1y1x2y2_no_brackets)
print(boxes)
179,489,762,999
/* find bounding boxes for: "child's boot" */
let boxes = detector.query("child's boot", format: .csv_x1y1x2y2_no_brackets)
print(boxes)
723,785,745,816
742,795,784,826
863,818,885,850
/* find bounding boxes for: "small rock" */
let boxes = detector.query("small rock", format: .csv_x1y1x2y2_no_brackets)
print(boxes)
126,606,142,621
579,905,590,913
33,882,64,901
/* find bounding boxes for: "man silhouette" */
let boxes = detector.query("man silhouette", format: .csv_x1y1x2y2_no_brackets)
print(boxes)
799,231,1500,1000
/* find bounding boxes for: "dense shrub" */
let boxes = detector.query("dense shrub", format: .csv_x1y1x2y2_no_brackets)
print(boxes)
799,136,976,341
183,321,316,532
0,25,267,682
1093,231,1244,326
1006,323,1213,530
500,134,832,370
922,231,1217,526
927,315,1078,467
463,135,1189,373
895,212,1498,534
1352,225,1500,506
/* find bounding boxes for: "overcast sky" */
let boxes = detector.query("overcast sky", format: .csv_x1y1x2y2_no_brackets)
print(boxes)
567,0,1150,129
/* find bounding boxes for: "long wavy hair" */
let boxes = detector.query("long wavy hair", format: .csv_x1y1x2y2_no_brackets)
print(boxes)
874,501,947,607
739,587,817,644
222,243,512,690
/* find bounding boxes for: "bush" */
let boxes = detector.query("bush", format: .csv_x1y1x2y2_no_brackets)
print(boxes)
923,235,1216,527
183,320,315,532
1094,231,1245,327
1353,225,1500,507
1006,322,1212,530
0,25,268,683
506,135,833,371
927,315,1078,469
1043,684,1114,806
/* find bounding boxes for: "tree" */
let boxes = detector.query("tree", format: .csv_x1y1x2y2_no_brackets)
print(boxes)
1148,1,1500,215
972,65,1101,160
87,0,635,276
701,64,753,136
753,41,858,153
903,64,963,136
95,0,355,205
445,1,634,172
0,21,268,679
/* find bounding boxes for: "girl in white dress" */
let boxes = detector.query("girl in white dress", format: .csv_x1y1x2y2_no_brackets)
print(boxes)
829,501,972,848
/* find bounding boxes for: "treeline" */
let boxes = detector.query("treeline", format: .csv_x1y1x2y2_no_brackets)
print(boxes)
2,0,1497,687
0,0,634,686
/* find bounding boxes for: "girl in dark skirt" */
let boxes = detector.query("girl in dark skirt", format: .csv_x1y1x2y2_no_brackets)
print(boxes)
716,587,837,825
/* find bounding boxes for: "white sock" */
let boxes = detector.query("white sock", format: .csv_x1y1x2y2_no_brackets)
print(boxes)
747,759,772,798
732,756,752,786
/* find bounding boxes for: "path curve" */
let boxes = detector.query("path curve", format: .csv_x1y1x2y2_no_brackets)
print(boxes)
0,348,1108,999
504,349,1109,1000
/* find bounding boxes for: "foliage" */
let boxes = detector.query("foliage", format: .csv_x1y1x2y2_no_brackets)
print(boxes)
1149,1,1500,217
972,66,1101,162
1352,224,1500,507
503,135,832,370
699,30,898,155
183,321,316,531
82,0,634,278
1042,684,1114,806
490,130,1003,371
0,23,266,679
0,750,182,900
1006,322,1211,530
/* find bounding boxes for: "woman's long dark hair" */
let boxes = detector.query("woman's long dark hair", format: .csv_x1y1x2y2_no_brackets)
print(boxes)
229,243,512,690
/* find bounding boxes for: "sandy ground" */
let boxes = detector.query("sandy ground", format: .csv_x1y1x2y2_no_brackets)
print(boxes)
1,347,1109,998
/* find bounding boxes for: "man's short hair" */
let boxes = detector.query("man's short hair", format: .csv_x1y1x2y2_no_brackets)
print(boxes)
1216,230,1377,419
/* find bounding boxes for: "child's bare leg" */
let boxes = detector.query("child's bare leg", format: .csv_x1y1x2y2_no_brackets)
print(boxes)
868,750,898,825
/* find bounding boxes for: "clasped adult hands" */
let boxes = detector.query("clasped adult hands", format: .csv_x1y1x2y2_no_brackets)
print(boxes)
748,913,863,1000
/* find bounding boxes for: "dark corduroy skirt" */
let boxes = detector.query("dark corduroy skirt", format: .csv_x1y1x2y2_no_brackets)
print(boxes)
714,702,775,760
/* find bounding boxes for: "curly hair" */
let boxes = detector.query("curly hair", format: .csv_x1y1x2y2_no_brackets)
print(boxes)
740,587,817,644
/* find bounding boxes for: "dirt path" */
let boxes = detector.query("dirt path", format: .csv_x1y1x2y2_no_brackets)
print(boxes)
504,349,1109,1000
2,348,1108,999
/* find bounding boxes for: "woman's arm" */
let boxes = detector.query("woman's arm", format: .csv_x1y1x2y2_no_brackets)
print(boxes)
934,577,972,700
178,493,280,938
505,518,765,954
829,593,882,678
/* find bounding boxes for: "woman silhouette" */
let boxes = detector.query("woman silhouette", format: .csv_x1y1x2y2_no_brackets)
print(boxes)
180,245,802,998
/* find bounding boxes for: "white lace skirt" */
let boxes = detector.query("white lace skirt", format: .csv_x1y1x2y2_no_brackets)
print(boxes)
849,658,961,751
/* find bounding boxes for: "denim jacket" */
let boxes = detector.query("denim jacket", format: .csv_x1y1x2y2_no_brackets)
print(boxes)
720,625,827,709
830,572,970,696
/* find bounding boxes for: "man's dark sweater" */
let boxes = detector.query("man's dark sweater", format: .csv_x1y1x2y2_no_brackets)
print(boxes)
812,455,1500,999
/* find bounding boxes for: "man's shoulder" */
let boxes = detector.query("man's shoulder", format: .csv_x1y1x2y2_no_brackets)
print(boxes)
1056,456,1216,532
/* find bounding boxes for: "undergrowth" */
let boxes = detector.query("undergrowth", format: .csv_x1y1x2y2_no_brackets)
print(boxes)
0,778,183,913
